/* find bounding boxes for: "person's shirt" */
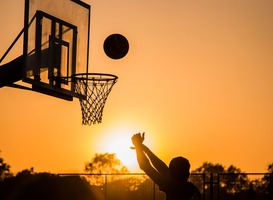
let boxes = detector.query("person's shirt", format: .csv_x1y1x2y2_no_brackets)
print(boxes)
159,179,201,200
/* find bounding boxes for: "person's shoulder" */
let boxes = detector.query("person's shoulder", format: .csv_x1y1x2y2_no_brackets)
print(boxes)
187,181,198,187
186,182,199,190
186,182,201,200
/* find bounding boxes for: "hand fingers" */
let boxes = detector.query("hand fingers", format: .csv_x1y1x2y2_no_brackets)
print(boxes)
132,132,145,142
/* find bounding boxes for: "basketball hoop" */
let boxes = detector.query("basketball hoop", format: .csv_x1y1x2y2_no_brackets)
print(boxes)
72,73,118,125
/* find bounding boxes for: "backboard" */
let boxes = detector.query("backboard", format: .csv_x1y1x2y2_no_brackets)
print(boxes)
23,0,90,100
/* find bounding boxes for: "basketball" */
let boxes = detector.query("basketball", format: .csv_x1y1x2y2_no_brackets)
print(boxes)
103,34,129,59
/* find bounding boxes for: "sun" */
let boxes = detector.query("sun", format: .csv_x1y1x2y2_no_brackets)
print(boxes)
99,128,140,172
105,136,137,170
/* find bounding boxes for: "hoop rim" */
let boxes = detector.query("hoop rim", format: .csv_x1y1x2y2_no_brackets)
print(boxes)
71,73,118,81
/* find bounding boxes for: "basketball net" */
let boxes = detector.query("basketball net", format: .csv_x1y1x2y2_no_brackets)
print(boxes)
73,73,118,125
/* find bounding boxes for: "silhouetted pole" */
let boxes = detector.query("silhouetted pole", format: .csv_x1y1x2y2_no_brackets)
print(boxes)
210,173,213,200
269,173,273,200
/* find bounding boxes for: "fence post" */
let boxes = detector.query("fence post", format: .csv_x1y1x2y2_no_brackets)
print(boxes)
104,174,107,200
210,173,213,200
217,173,220,200
203,173,206,200
269,173,273,200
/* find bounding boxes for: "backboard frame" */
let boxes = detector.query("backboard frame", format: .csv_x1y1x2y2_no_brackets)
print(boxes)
23,0,91,101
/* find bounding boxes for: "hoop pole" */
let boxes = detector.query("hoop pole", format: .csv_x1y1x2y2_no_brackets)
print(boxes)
4,83,32,91
0,28,24,64
1,10,37,64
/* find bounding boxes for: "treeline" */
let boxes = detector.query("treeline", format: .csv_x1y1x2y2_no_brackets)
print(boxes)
0,152,272,200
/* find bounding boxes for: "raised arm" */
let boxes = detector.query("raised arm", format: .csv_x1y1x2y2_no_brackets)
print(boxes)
131,133,149,171
132,134,165,186
142,144,169,176
131,133,170,186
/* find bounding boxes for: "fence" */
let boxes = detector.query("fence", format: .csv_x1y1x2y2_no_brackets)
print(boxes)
59,173,272,200
216,173,273,200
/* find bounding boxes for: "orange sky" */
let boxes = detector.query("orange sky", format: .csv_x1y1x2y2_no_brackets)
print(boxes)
0,0,273,174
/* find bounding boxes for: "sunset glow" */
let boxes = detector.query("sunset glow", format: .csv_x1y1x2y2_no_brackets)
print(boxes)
0,0,273,174
104,135,137,171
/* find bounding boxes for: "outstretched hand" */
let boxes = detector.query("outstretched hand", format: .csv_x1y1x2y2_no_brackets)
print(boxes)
131,132,145,149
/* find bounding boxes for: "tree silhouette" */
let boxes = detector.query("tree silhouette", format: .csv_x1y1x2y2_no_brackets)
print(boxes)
85,153,129,174
193,162,225,174
0,151,13,181
260,162,273,200
0,171,95,200
192,162,248,199
84,153,147,193
84,153,129,186
267,162,273,173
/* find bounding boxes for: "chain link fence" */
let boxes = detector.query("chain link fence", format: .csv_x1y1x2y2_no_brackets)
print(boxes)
59,173,272,200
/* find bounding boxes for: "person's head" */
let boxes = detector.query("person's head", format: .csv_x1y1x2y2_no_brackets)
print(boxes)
169,156,190,182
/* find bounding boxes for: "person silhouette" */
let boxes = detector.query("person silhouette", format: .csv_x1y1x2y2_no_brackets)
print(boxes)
131,132,201,200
